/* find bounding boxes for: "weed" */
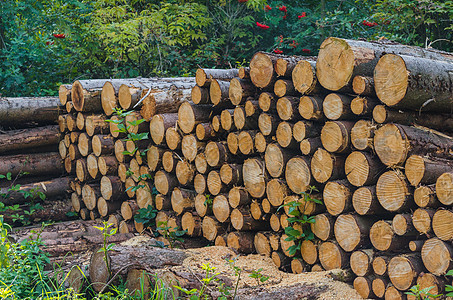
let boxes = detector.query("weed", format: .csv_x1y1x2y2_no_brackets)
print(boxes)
94,221,118,277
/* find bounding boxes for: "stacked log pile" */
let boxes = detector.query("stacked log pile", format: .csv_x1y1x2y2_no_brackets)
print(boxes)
0,96,75,225
59,37,453,299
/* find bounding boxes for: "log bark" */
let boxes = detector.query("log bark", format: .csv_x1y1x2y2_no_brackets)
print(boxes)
276,56,315,78
71,80,106,112
392,213,416,236
373,104,453,132
292,120,322,142
0,152,63,178
274,79,297,97
0,125,59,154
195,123,216,141
0,97,60,127
195,68,238,87
100,176,125,201
89,243,188,292
374,54,453,112
316,37,453,92
98,156,118,176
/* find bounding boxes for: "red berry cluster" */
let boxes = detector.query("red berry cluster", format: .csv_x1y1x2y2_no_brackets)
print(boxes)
362,20,378,27
53,33,66,38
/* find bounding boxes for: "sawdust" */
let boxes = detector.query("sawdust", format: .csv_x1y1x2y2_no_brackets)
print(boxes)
184,246,363,300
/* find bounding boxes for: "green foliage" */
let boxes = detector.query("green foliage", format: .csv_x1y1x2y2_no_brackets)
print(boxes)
279,186,321,256
406,284,442,299
94,221,118,277
156,221,186,250
248,268,269,285
174,263,222,300
134,205,158,229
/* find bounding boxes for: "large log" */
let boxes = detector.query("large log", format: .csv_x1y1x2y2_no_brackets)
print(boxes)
0,97,60,127
89,242,188,292
210,80,230,106
320,121,354,154
285,156,314,195
316,37,453,92
323,180,354,216
388,255,424,291
374,54,453,112
265,143,292,178
249,52,281,89
350,120,376,151
376,170,413,212
421,238,453,276
292,59,321,95
334,214,374,252
243,158,268,198
177,102,211,134
370,220,412,251
311,148,345,183
432,209,453,241
0,125,59,154
350,249,374,277
229,78,255,105
345,151,385,187
374,123,453,167
195,68,238,87
318,241,349,270
0,177,71,205
322,93,354,121
0,152,62,178
71,79,106,112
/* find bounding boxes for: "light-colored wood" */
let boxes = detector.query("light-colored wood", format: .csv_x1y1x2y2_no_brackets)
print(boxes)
212,194,230,223
254,232,272,257
205,141,229,168
432,209,453,241
220,163,242,186
202,216,226,241
292,59,319,95
181,134,205,162
352,75,375,96
412,208,435,235
350,120,376,151
276,122,297,149
345,151,384,187
210,79,230,106
207,170,226,196
228,187,249,208
311,149,346,184
181,212,202,237
292,120,321,142
175,160,195,186
243,158,267,198
155,170,178,196
318,241,349,270
258,92,277,113
353,277,374,299
350,249,374,277
388,255,423,291
276,96,299,121
299,137,322,155
194,153,210,174
350,96,378,116
285,156,313,195
436,172,453,205
149,113,178,145
177,102,211,134
320,120,354,153
165,127,181,150
171,188,196,215
299,95,323,121
196,123,216,141
194,194,211,217
290,258,305,274
196,68,238,87
392,214,415,236
352,186,386,215
370,220,411,251
323,180,354,216
238,130,257,155
265,143,292,178
227,231,255,253
373,256,390,276
311,214,335,241
406,156,453,187
220,109,235,131
249,52,279,89
300,240,318,265
229,78,255,106
266,179,289,207
334,214,374,252
376,170,413,212
414,185,439,208
421,238,453,276
193,173,207,194
258,113,278,136
147,146,164,172
323,93,354,120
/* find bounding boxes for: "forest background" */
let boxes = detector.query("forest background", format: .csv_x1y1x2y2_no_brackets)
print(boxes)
0,0,451,97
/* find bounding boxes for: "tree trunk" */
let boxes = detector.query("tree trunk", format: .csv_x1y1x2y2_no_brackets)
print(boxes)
0,97,60,127
175,160,195,186
0,152,62,178
276,96,299,121
165,127,182,150
234,106,258,131
276,122,298,149
275,56,315,78
374,54,453,112
244,99,259,117
100,176,125,201
202,216,226,241
89,243,189,292
412,208,435,235
155,170,178,196
392,213,416,236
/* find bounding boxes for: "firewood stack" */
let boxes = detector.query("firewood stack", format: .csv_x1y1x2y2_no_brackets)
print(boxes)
58,77,195,232
59,37,453,299
0,96,75,224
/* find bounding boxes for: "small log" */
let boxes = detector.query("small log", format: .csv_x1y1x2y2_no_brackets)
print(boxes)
414,185,440,208
311,149,346,184
266,179,289,207
0,97,61,127
320,120,354,154
409,240,425,252
165,127,182,151
178,102,211,134
244,99,259,117
87,154,100,180
76,159,88,182
193,174,207,194
353,277,375,299
405,155,453,187
226,132,239,155
292,120,322,142
0,125,59,154
171,188,196,215
191,85,209,105
370,220,412,251
352,75,375,96
274,79,297,98
210,80,231,107
155,194,172,211
350,249,374,277
91,135,114,157
276,96,299,121
238,130,258,155
412,208,435,235
300,137,322,155
97,197,121,217
300,239,318,265
195,123,216,141
175,160,195,186
155,170,178,196
207,170,227,196
194,153,210,174
258,113,278,136
229,78,255,106
220,109,235,132
59,84,72,105
276,122,298,149
299,95,324,121
264,143,292,178
350,96,378,116
345,151,385,187
254,232,272,257
136,181,152,209
202,216,226,241
195,68,238,87
220,163,242,186
181,212,202,237
350,120,376,151
392,214,416,236
238,67,250,79
181,134,205,162
292,59,321,95
258,92,277,113
214,235,227,247
149,113,178,145
254,132,271,153
318,241,349,270
311,214,335,241
250,52,281,89
334,214,374,252
194,194,212,217
323,180,354,216
388,255,424,291
243,158,268,199
100,176,125,201
421,237,453,277
227,231,254,253
212,194,230,223
234,106,257,131
432,209,453,241
376,170,414,212
323,93,354,121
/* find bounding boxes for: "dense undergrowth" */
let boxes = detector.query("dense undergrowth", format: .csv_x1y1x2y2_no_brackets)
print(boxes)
1,0,451,97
